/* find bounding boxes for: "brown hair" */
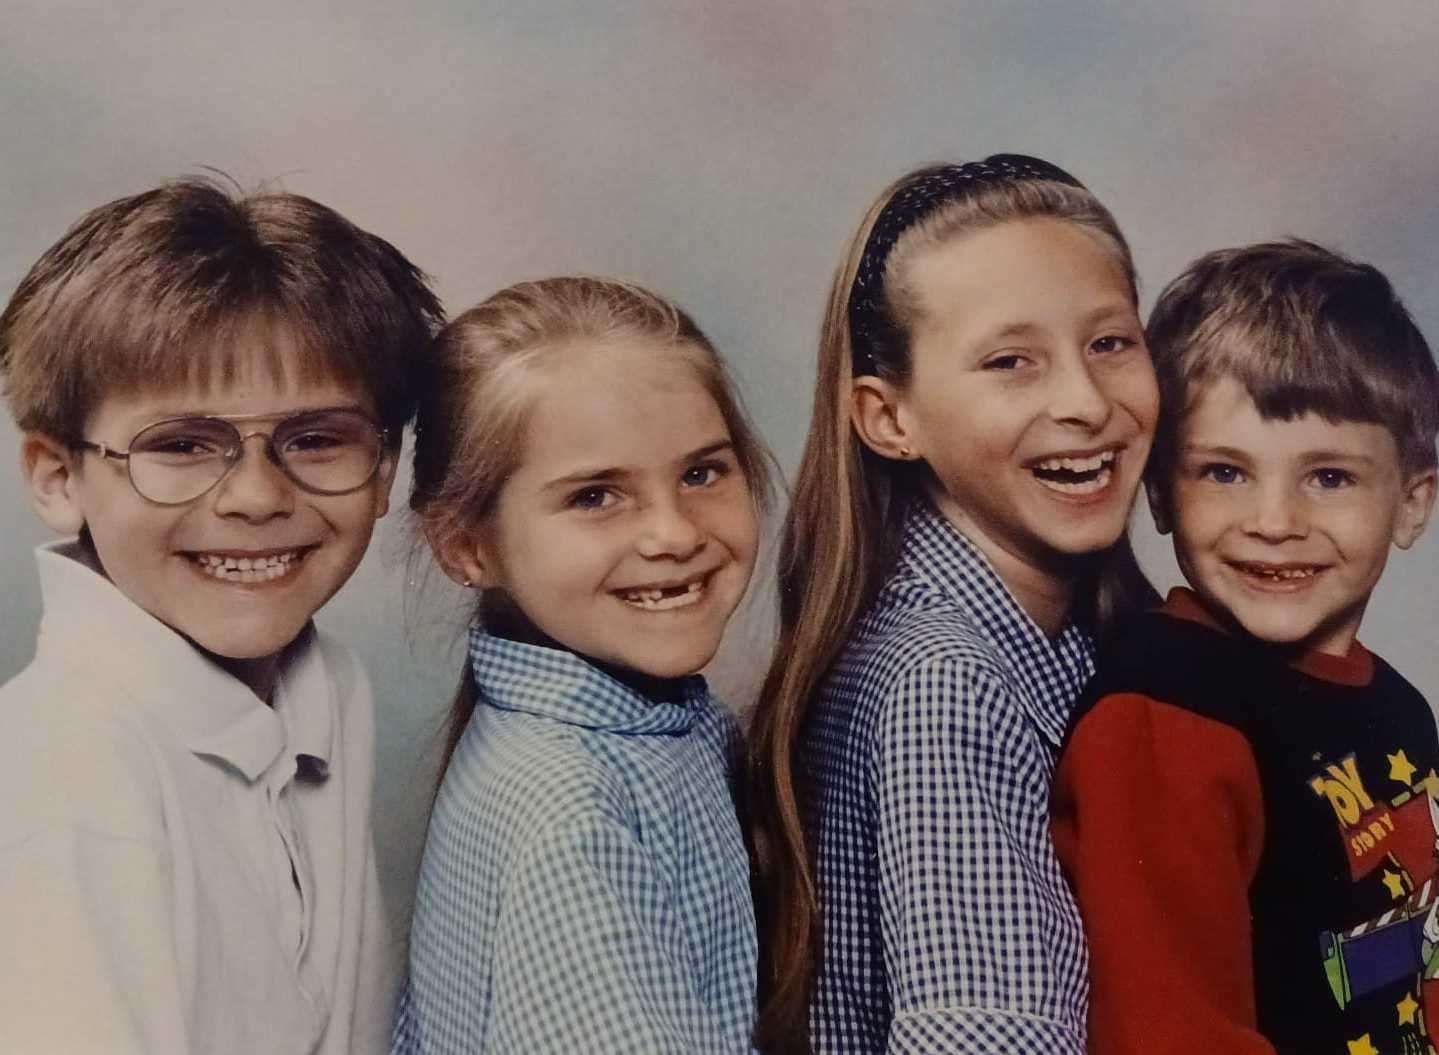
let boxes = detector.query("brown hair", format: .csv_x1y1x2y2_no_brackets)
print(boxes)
1146,239,1439,501
0,176,442,443
745,163,1156,1052
409,275,775,768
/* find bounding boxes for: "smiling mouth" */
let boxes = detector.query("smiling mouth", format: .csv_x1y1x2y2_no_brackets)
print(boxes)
1030,449,1117,495
188,547,315,584
1229,560,1326,586
616,573,712,611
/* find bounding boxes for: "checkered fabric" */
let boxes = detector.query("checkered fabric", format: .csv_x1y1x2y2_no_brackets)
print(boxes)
392,630,758,1054
802,500,1095,1053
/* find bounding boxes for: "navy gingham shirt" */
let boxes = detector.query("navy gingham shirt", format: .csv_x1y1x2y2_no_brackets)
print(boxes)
803,500,1094,1053
392,630,757,1054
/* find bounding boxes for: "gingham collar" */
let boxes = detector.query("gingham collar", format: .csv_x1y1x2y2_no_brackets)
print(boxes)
893,500,1094,746
467,625,708,736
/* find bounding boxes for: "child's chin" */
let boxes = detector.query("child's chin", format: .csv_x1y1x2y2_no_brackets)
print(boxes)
632,658,707,680
1231,610,1322,649
183,622,303,664
629,645,718,681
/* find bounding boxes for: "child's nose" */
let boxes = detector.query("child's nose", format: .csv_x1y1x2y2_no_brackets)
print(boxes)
1048,355,1112,431
635,497,705,560
211,434,296,521
1245,481,1308,540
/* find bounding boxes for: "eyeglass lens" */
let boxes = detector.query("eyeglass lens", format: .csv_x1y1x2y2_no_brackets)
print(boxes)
126,410,383,504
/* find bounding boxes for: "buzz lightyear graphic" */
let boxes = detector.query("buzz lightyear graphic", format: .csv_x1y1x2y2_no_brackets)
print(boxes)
1319,777,1439,1054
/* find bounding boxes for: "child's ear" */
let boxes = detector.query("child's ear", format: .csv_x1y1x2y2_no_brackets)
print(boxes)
1392,467,1437,550
424,520,495,589
1145,478,1172,535
21,433,87,536
850,376,922,463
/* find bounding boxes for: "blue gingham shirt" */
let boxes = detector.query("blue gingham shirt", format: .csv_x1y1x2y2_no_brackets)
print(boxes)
803,500,1094,1053
392,629,758,1054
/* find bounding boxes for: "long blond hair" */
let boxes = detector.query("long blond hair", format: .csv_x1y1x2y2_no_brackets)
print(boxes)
746,162,1156,1052
409,275,774,770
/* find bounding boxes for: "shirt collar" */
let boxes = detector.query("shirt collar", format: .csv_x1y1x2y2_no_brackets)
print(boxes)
894,501,1096,745
468,626,707,736
33,540,309,781
1160,586,1374,687
271,625,336,777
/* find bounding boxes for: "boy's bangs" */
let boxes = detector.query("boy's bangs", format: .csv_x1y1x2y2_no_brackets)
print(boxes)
175,311,369,405
58,291,377,435
1190,319,1405,435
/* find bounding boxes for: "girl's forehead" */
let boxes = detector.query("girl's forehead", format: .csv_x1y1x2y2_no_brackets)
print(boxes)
541,337,708,394
516,357,725,467
906,220,1134,336
539,357,716,421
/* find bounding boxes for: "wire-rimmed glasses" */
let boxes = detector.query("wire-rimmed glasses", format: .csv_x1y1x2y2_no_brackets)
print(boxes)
78,407,389,506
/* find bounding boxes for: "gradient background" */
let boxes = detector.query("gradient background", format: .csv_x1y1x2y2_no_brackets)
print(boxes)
4,0,1437,927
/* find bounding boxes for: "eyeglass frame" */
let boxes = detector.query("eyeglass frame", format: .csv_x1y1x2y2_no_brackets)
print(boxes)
75,406,393,507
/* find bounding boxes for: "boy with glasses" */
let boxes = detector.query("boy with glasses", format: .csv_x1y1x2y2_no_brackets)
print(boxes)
0,178,442,1053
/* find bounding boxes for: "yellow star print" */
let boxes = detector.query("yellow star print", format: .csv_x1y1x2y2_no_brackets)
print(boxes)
1348,1034,1379,1055
1390,750,1419,786
1422,769,1439,798
1383,869,1409,899
1397,991,1420,1025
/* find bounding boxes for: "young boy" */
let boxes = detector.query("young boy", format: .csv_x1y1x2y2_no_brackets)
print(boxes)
1052,240,1439,1055
0,180,442,1053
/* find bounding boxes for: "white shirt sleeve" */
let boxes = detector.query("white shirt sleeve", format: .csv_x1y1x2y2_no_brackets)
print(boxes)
0,823,188,1054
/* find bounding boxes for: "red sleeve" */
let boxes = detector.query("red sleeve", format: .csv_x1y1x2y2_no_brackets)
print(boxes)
1051,693,1272,1055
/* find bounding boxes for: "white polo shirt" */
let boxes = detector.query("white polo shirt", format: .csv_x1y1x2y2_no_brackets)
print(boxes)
0,542,396,1054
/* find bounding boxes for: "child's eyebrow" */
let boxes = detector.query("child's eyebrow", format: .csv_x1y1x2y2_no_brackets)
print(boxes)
684,439,736,462
1180,443,1253,461
132,400,370,422
977,303,1135,345
1301,450,1379,467
541,439,735,491
1080,302,1140,327
985,322,1042,342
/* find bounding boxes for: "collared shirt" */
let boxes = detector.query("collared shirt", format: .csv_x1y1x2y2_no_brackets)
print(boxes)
803,500,1094,1053
393,628,757,1054
0,541,395,1055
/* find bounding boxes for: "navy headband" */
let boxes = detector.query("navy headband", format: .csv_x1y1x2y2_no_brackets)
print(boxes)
847,153,1085,375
